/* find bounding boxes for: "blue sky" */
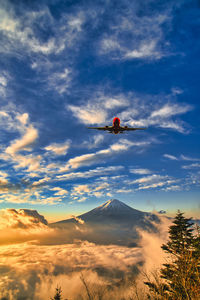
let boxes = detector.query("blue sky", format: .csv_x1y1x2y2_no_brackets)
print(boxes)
0,0,199,221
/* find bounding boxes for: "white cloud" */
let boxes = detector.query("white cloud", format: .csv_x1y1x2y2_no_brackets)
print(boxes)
92,134,104,147
14,154,41,172
0,171,8,178
164,154,200,162
77,197,87,202
0,4,85,66
0,8,63,55
0,74,7,87
103,96,129,109
59,139,150,172
0,113,41,173
0,171,9,185
68,15,83,32
93,191,103,197
72,184,91,195
82,134,104,149
94,182,109,191
150,103,192,118
0,111,9,117
125,40,161,59
163,185,181,191
56,166,124,181
51,187,68,196
16,113,29,125
45,140,71,156
100,38,120,53
68,93,129,125
0,71,10,96
47,68,72,94
0,189,62,205
129,174,178,190
132,174,166,184
40,196,63,205
122,98,192,133
26,172,40,178
68,87,191,134
171,87,183,95
182,163,200,169
110,142,128,151
0,193,31,204
71,181,111,200
138,181,166,190
66,153,98,170
130,168,152,175
68,103,107,124
158,120,186,133
0,107,31,134
6,126,38,155
180,155,200,162
118,108,139,120
116,189,133,193
0,7,17,32
32,177,51,187
99,7,171,61
163,154,178,160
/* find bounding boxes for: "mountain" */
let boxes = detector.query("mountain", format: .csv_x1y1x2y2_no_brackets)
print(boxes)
50,199,160,246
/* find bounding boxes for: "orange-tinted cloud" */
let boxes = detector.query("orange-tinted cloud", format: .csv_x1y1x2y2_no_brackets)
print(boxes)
0,208,48,229
0,209,173,300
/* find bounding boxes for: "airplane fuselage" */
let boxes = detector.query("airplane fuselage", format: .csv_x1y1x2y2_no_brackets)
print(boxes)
112,117,121,134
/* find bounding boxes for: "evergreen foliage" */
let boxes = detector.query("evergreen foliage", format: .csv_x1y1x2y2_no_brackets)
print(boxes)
193,224,200,258
145,211,200,299
51,286,62,300
161,211,194,254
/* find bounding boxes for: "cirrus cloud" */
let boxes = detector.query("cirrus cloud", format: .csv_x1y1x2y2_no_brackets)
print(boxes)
45,140,71,156
59,139,151,172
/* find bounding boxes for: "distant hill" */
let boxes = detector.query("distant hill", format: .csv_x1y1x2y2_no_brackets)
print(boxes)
50,199,160,246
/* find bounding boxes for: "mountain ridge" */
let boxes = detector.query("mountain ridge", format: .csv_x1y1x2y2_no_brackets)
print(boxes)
51,199,148,225
50,199,160,246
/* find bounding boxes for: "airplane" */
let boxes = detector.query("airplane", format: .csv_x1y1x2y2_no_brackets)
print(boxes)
87,117,146,134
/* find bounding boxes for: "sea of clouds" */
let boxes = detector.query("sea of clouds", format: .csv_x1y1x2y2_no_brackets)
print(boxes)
0,208,171,299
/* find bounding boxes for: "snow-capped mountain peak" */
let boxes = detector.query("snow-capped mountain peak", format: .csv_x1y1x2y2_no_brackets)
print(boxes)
96,199,133,211
51,199,160,246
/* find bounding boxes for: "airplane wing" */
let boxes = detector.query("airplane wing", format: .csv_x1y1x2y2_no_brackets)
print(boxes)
87,127,113,131
120,127,147,131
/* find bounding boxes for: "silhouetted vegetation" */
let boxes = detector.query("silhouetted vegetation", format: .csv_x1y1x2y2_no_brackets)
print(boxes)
51,286,63,300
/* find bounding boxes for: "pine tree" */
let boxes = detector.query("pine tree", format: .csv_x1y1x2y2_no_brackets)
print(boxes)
161,210,194,255
145,211,200,299
160,211,195,299
193,224,200,258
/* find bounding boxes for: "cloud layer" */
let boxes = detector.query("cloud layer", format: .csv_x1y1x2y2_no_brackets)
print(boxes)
0,208,172,300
